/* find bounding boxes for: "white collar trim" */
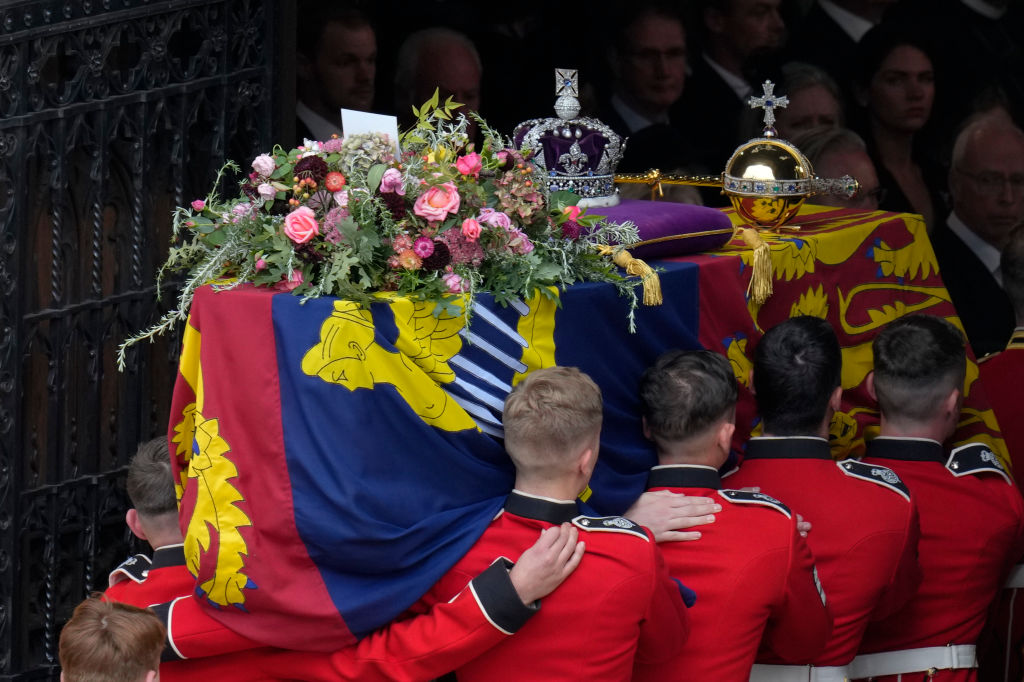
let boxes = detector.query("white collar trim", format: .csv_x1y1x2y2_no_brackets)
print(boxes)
947,211,1003,283
296,100,343,143
703,54,751,101
818,0,876,42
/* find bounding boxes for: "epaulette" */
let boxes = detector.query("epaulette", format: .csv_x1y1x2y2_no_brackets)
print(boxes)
572,515,649,541
108,553,152,587
717,489,792,518
946,443,1012,485
837,460,911,501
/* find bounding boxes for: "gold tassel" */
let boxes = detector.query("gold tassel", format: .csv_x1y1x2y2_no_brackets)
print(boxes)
735,227,773,304
598,245,663,305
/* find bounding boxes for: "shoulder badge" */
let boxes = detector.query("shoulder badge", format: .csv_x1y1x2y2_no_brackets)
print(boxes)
108,553,152,587
837,460,911,501
717,489,792,518
572,515,649,541
946,443,1012,485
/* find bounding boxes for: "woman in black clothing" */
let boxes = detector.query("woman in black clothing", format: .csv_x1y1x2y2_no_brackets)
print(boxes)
854,27,946,231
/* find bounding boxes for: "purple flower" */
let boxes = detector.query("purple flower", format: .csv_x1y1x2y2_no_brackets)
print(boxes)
257,183,276,202
561,219,583,240
478,207,512,229
252,154,275,177
380,168,406,195
322,138,344,153
413,236,435,258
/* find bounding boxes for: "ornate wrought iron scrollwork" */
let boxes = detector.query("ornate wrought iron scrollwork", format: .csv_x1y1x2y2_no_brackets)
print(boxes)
1,1,278,677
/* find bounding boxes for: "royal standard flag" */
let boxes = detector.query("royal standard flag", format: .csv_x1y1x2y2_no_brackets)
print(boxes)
169,207,1007,650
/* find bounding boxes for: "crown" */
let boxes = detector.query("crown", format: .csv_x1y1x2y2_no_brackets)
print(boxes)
513,69,625,208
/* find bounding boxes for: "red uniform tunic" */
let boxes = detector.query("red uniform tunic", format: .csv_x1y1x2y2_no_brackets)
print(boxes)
104,544,193,607
978,328,1024,474
856,438,1024,681
634,464,831,681
415,490,690,682
726,437,921,668
150,558,539,682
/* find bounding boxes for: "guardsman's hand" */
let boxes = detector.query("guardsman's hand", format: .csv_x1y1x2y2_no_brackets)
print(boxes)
625,490,721,542
509,524,585,604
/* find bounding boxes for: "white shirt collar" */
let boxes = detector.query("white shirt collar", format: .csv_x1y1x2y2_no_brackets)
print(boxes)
510,488,577,505
297,100,343,143
818,0,876,42
960,0,1006,19
651,463,719,472
947,210,1003,284
610,94,667,134
703,55,752,101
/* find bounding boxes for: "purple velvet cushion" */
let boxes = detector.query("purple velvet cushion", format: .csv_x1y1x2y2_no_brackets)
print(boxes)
598,199,734,259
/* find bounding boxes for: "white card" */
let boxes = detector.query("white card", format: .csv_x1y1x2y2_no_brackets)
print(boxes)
341,109,401,157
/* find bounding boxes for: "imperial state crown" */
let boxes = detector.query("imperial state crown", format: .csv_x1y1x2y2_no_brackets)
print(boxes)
513,69,624,208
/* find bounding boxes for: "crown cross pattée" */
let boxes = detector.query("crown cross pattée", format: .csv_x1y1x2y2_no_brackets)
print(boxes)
748,80,789,130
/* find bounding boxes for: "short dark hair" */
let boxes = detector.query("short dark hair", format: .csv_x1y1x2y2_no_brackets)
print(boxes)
126,438,177,518
854,24,934,91
295,2,373,61
753,316,842,435
610,2,685,54
872,315,966,422
1002,224,1024,322
639,350,737,451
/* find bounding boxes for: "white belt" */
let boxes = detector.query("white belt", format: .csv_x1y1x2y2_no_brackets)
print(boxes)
1005,563,1024,589
849,645,977,678
749,663,850,681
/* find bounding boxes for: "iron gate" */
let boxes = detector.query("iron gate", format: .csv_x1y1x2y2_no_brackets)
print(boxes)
0,0,283,677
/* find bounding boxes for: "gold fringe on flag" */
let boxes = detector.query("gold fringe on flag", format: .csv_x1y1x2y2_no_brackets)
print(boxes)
597,245,663,306
735,227,773,304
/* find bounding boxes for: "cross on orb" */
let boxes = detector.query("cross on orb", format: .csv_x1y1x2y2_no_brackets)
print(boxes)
748,80,789,130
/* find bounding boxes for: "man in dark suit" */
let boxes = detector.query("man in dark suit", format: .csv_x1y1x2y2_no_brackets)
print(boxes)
675,0,786,168
932,113,1024,358
786,0,896,101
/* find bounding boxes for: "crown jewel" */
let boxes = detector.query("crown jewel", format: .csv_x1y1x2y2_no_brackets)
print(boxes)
513,69,625,208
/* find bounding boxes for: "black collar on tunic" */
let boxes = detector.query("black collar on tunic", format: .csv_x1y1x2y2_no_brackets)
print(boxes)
866,437,945,463
505,491,579,524
151,544,187,571
744,437,832,460
646,465,722,490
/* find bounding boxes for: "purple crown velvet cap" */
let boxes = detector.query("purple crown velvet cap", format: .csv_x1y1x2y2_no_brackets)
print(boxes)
597,200,734,259
513,115,625,207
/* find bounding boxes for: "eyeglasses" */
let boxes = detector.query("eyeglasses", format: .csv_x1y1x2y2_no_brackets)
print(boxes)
956,169,1024,195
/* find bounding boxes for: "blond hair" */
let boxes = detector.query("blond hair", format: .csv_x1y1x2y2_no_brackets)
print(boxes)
59,596,165,682
502,367,603,475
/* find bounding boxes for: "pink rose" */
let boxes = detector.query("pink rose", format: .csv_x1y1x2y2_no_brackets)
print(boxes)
443,272,465,293
255,257,267,271
191,199,205,212
413,182,460,222
380,168,406,195
461,218,482,241
257,183,276,201
283,206,319,244
562,205,582,221
334,190,349,208
252,154,275,177
478,207,511,229
507,228,534,255
455,152,483,178
273,269,304,292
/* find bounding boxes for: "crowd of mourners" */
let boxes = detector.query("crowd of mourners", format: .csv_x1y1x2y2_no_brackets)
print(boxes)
56,1,1024,680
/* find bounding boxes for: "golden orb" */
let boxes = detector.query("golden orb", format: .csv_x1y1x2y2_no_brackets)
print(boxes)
723,137,813,230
